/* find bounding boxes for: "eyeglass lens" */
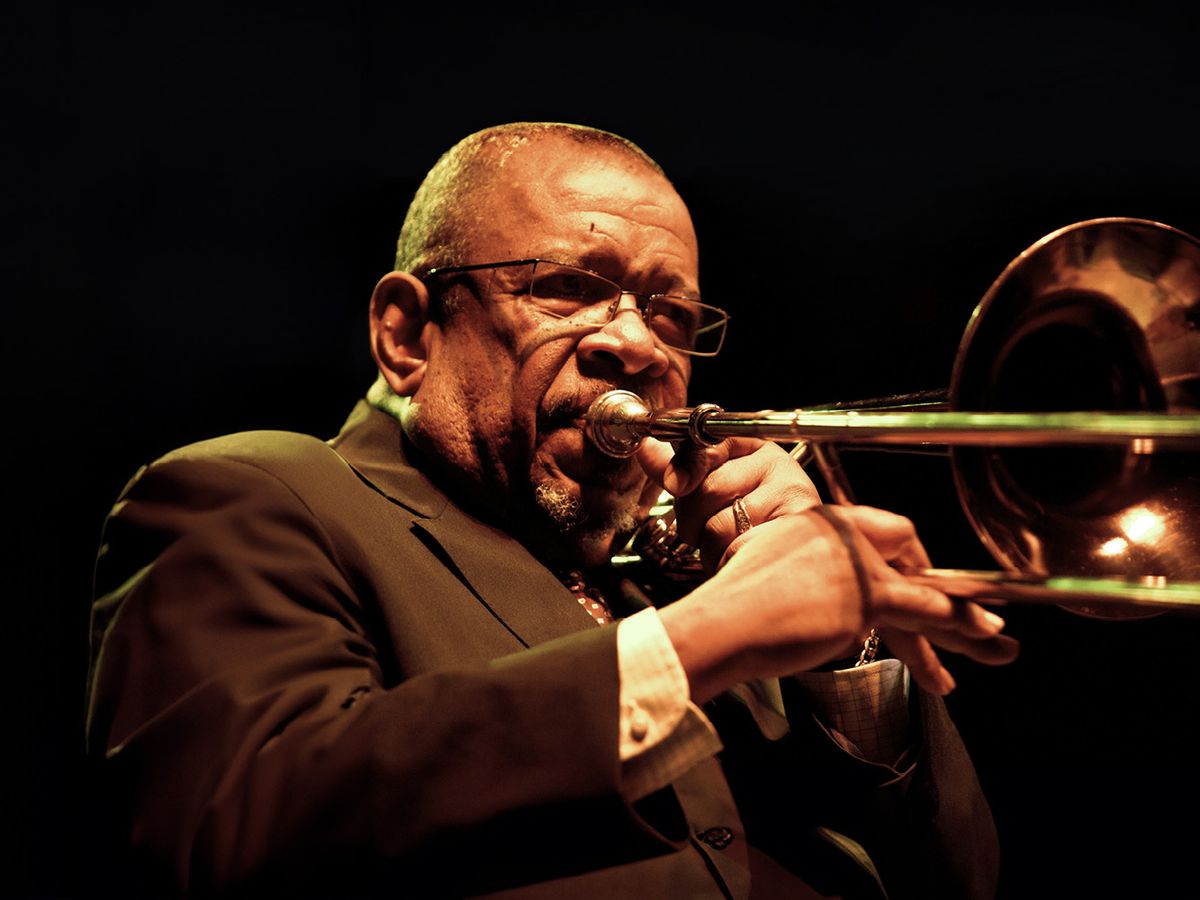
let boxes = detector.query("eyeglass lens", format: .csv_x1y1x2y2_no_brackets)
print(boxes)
529,261,725,354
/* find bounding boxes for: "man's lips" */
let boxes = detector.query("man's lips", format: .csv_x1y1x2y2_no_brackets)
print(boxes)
541,385,659,434
537,383,668,490
537,419,642,490
541,392,604,429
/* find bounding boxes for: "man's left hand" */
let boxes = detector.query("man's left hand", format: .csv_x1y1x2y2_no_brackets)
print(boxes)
637,436,820,572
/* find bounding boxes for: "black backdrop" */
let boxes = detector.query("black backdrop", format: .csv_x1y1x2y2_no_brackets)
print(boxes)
9,3,1200,896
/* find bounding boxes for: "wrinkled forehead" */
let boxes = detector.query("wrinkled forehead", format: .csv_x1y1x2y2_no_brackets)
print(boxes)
463,140,699,283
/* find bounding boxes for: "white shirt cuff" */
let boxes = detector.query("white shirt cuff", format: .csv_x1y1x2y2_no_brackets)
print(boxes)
616,607,722,800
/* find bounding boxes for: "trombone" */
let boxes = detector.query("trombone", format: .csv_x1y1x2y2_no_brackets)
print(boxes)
586,218,1200,617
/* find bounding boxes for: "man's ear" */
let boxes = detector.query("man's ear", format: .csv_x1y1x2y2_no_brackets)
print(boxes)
369,271,434,397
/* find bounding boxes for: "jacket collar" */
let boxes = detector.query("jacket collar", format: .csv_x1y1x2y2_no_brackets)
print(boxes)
328,400,448,519
329,400,595,647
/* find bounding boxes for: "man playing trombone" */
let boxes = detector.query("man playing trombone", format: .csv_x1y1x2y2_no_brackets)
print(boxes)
87,122,1018,898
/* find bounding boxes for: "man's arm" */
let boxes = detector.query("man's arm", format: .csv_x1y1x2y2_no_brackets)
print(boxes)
88,450,686,896
89,433,1012,897
635,436,1014,897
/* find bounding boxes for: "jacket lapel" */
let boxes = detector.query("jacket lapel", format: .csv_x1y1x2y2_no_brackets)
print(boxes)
414,512,594,648
329,401,596,648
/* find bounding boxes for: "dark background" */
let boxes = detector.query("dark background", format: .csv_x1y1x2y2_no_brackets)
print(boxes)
8,3,1199,896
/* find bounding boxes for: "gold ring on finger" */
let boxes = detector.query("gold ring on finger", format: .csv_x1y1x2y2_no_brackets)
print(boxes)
732,496,752,535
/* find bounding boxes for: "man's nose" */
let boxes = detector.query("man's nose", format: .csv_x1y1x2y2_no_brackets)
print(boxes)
576,294,671,378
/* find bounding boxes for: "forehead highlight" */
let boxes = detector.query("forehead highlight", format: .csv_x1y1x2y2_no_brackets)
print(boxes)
500,144,698,257
394,124,673,274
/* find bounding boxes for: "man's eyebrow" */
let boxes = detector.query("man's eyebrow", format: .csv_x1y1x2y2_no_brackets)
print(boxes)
568,252,699,296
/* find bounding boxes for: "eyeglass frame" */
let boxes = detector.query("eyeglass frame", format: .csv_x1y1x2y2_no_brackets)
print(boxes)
421,257,729,357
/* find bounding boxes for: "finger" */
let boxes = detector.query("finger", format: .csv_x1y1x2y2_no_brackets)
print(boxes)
680,453,819,548
938,594,1008,639
879,629,956,695
694,498,750,568
636,438,713,497
838,505,933,569
869,578,1006,639
815,510,1006,642
693,442,817,504
865,576,954,624
635,436,676,490
637,436,779,498
693,447,818,515
715,526,756,571
920,629,1021,666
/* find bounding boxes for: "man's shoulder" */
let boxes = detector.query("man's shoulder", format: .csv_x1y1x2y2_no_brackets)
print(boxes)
121,428,356,510
111,403,442,528
156,428,338,471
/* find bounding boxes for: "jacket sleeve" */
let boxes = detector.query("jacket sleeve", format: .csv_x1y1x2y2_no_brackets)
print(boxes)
87,451,688,896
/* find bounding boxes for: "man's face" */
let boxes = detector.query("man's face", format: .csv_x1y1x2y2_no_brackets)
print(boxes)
407,140,699,566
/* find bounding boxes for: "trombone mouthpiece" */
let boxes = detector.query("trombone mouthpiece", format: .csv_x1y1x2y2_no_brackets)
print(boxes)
584,390,652,458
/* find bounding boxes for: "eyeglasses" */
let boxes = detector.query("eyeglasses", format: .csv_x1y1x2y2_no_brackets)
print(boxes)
422,258,729,356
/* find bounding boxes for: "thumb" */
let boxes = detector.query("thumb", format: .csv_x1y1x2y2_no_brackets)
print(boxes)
637,437,717,497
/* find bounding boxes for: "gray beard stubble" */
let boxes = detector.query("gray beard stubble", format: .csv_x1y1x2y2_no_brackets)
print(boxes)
532,479,640,560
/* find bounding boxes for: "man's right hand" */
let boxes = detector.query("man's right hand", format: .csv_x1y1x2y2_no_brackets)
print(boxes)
658,505,1020,704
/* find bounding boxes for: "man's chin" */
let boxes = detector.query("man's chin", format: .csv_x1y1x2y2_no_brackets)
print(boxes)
527,477,640,568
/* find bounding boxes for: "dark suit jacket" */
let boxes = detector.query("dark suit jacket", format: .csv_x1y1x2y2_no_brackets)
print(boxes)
87,401,999,898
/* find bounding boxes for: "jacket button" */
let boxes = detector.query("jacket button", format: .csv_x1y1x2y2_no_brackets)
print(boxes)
696,826,734,850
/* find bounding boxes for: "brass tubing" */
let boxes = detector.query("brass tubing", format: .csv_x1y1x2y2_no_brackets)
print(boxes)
584,391,1200,457
584,389,1200,614
655,409,1200,446
905,569,1200,612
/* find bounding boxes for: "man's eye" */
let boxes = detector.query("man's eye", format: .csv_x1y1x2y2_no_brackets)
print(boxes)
533,273,608,303
650,299,702,345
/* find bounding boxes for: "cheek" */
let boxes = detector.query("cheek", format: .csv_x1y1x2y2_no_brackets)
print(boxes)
655,360,691,408
419,331,525,443
512,328,587,399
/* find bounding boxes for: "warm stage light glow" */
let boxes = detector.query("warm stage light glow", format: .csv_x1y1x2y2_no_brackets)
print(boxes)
1097,537,1129,557
1118,506,1166,545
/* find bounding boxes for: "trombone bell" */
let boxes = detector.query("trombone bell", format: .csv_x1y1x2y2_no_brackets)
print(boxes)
585,219,1200,617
